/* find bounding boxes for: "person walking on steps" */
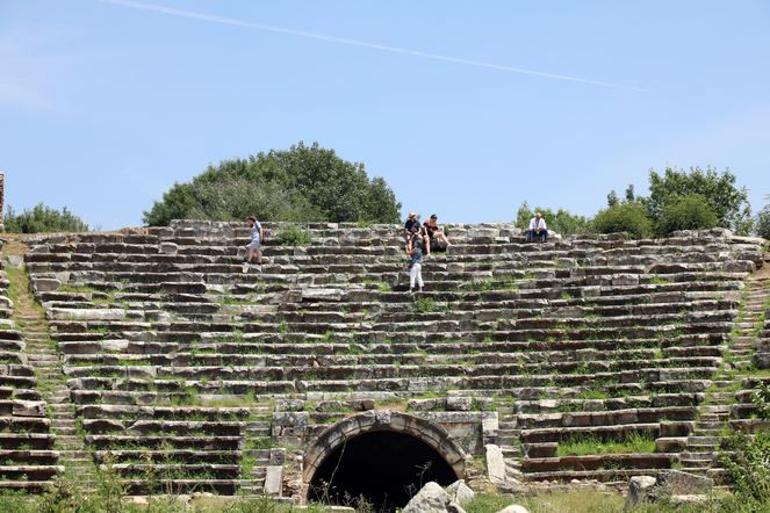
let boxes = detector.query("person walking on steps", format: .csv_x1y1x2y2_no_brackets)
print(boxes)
244,216,264,268
408,242,424,294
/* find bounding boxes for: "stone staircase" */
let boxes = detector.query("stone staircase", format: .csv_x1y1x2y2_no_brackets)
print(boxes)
681,262,770,482
4,221,767,500
15,312,94,483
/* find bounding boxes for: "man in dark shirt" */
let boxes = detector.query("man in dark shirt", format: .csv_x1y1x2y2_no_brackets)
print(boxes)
403,212,426,254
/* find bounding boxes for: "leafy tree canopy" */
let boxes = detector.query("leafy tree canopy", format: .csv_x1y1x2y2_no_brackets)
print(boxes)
4,203,89,233
515,202,591,235
647,166,752,235
756,203,770,240
143,142,401,226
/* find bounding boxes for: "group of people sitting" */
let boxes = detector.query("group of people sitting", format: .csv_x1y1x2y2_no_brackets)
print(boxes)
242,212,548,291
403,213,451,293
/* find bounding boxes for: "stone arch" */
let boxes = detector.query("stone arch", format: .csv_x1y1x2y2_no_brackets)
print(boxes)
302,410,466,501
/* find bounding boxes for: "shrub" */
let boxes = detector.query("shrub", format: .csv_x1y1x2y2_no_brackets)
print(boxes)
276,224,312,246
647,166,753,234
721,431,770,503
756,204,770,240
4,203,88,233
592,201,653,238
656,194,719,235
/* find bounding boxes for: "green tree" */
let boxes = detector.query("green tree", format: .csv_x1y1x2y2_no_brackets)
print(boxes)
4,203,89,233
647,166,752,234
592,201,653,238
757,196,770,240
515,202,591,235
143,142,401,226
656,193,719,235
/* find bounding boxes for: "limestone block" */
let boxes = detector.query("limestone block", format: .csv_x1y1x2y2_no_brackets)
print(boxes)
49,308,126,321
655,437,687,453
159,242,178,255
485,444,506,484
625,475,657,508
263,465,282,496
13,400,46,417
446,480,475,505
402,482,449,513
34,278,61,292
612,274,639,286
447,397,472,412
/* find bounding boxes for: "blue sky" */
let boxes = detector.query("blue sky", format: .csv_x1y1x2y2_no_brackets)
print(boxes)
1,0,769,229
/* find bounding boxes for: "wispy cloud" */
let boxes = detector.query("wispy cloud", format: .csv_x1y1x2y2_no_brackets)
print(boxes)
98,0,644,91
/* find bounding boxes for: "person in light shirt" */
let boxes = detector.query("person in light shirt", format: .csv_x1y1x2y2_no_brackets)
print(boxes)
527,212,548,242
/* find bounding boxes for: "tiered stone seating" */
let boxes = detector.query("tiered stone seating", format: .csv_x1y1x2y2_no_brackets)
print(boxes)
0,255,60,491
23,221,766,493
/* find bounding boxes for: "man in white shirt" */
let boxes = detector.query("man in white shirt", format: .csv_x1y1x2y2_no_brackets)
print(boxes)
527,212,548,242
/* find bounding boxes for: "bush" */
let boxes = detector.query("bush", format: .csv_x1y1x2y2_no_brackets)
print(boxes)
647,166,752,234
592,201,653,238
721,431,770,503
756,205,770,240
656,194,719,235
144,142,401,226
276,224,312,246
4,203,88,233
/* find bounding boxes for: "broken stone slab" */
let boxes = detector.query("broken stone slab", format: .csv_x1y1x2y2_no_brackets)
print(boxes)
445,480,475,505
485,444,506,485
263,465,282,496
655,469,713,496
624,470,712,508
625,475,657,508
402,481,450,513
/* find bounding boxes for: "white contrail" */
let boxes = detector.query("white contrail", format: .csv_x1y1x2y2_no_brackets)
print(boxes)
97,0,643,91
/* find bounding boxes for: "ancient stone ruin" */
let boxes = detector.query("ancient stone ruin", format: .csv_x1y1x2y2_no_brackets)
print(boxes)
1,221,768,510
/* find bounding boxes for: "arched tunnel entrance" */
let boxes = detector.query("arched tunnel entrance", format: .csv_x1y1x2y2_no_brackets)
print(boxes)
303,411,466,513
308,430,458,511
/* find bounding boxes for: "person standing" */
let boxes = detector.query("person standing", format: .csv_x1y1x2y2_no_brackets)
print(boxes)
245,216,264,265
527,212,548,242
408,243,424,294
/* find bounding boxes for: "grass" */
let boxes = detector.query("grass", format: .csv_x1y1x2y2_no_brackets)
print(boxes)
276,224,312,246
467,490,770,513
415,297,447,313
463,274,520,292
556,432,656,457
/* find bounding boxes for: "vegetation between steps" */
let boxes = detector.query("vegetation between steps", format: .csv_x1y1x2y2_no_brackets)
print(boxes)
556,432,656,457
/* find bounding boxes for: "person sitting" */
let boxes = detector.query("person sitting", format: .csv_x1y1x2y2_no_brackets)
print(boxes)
404,212,427,254
423,214,451,254
526,212,548,242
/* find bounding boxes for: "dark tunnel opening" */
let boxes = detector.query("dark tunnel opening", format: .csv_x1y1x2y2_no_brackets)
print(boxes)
308,430,458,512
